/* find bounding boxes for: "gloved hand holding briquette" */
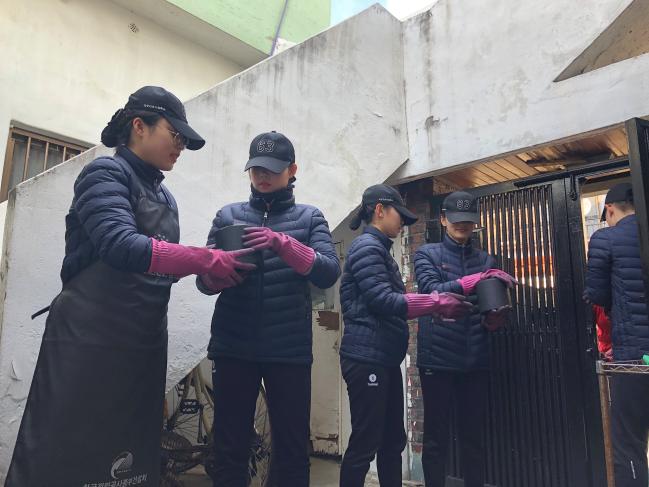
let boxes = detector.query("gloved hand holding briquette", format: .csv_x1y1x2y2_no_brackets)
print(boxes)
457,268,518,295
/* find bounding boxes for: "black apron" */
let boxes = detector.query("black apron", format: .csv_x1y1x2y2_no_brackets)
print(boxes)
6,178,179,487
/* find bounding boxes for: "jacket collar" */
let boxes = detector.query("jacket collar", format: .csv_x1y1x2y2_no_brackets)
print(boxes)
116,145,165,186
617,214,637,226
364,225,393,250
442,233,474,255
249,185,296,213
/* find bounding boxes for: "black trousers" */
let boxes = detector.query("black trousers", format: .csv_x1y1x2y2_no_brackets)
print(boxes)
610,374,649,487
211,357,311,487
419,368,489,487
340,358,407,487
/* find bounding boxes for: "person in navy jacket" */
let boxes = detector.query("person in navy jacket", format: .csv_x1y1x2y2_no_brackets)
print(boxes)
6,87,254,487
414,191,516,487
584,182,649,487
338,184,471,487
198,131,340,487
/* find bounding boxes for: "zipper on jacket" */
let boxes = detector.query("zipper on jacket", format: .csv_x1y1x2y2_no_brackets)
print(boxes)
461,246,470,370
258,206,270,323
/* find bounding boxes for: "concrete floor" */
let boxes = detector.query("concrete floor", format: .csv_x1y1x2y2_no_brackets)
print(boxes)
178,457,381,487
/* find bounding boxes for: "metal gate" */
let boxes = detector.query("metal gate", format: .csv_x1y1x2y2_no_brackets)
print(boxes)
428,178,600,487
424,118,649,487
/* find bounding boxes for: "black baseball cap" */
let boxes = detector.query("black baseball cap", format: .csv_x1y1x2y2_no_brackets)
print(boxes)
601,182,633,221
102,86,205,150
442,191,480,224
244,131,295,173
349,184,418,230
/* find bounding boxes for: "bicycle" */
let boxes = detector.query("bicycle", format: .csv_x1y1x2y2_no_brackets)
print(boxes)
160,361,272,486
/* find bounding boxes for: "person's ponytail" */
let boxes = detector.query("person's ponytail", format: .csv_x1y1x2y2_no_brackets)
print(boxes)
100,109,162,148
349,204,376,230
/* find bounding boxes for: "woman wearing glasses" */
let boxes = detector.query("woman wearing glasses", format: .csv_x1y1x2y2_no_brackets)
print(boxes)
6,86,255,487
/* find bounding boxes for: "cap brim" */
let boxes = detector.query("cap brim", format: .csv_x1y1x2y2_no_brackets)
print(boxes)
244,156,292,173
165,115,205,151
445,211,480,224
393,204,418,226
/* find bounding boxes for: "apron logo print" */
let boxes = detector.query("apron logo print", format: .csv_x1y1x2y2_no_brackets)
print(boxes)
368,374,379,386
111,451,134,480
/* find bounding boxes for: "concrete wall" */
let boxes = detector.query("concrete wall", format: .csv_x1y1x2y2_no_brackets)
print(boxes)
556,0,649,81
0,0,249,257
0,0,244,189
0,5,407,478
394,0,649,182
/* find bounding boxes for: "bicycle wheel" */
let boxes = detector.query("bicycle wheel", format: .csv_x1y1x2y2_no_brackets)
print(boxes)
161,430,203,475
163,369,213,476
247,386,272,487
194,362,214,436
166,370,214,446
159,468,184,487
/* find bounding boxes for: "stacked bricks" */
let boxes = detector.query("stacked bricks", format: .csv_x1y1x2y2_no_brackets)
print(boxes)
397,177,458,454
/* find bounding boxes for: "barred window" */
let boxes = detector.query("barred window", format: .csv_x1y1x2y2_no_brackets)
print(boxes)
2,126,90,201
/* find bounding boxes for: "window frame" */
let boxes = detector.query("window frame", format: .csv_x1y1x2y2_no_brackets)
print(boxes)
1,126,90,202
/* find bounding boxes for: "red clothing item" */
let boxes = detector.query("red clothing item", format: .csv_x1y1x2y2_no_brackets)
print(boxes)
593,304,612,359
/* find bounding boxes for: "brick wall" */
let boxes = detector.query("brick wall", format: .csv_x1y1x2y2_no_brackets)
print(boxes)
398,177,458,455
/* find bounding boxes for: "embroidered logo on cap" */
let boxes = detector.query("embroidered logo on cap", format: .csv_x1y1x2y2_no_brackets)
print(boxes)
143,104,166,112
257,139,275,153
456,199,471,210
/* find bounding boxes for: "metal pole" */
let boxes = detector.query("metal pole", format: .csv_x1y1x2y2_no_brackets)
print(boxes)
597,366,615,487
597,358,649,487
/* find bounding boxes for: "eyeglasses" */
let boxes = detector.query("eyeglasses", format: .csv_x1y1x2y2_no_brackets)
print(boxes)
164,127,188,148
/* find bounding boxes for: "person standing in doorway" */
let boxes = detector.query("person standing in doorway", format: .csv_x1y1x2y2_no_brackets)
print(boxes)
414,191,516,487
198,131,341,487
584,182,649,487
338,184,472,487
6,86,256,487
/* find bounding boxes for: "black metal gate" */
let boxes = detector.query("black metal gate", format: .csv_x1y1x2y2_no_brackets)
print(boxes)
428,177,605,487
423,118,649,487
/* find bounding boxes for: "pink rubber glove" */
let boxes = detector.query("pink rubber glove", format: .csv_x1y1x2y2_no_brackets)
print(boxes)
481,269,517,288
458,269,518,295
458,273,482,295
148,239,256,279
406,292,472,320
482,305,511,331
243,227,316,275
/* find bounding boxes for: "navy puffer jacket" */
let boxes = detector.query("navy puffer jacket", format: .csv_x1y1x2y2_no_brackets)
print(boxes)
339,226,409,367
61,146,174,284
584,214,649,361
414,235,496,371
202,188,340,364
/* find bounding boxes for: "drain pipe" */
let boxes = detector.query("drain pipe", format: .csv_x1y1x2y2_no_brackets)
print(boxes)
270,0,290,56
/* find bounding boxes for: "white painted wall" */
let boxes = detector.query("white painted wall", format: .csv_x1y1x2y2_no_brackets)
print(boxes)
0,5,408,478
394,0,649,182
0,0,244,190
